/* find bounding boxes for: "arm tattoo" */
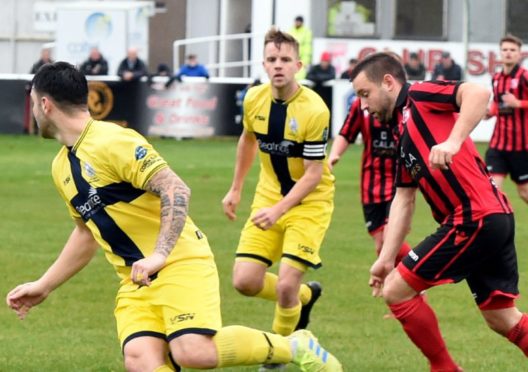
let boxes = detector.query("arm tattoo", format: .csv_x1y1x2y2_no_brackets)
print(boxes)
145,168,190,257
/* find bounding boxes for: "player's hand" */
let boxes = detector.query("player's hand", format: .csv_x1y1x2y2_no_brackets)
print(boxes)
222,190,241,221
328,155,340,171
501,92,519,108
131,252,167,286
369,258,394,297
6,281,49,320
251,207,281,230
429,140,461,170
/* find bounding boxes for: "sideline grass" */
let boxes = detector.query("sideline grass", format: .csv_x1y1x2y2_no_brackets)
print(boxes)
0,135,527,371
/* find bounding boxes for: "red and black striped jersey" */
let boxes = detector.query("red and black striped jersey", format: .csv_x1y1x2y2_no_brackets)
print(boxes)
489,64,528,151
339,99,397,204
395,81,512,225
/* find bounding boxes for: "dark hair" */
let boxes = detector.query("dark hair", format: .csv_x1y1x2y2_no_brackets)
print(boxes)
409,52,419,59
264,27,299,57
349,52,407,84
295,16,304,23
32,62,88,108
349,58,359,64
501,33,523,48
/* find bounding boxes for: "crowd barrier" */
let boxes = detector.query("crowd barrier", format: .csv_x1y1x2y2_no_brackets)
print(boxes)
0,76,251,138
0,75,492,141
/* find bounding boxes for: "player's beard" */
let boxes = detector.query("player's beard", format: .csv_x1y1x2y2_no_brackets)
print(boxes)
377,93,395,123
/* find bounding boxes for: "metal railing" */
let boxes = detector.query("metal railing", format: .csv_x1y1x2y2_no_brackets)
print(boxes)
172,32,257,78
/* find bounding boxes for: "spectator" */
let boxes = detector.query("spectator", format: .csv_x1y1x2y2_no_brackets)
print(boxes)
432,51,463,81
30,47,53,74
166,54,209,88
147,63,172,89
289,15,313,79
404,52,426,80
340,58,359,79
485,34,528,204
117,47,148,81
306,51,336,87
79,47,108,76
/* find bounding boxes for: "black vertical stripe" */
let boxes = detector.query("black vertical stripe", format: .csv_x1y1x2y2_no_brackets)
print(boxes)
268,101,295,196
68,151,145,266
410,105,473,224
402,130,454,219
519,73,526,150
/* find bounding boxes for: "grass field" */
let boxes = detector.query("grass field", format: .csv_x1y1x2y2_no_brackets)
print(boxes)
0,135,527,371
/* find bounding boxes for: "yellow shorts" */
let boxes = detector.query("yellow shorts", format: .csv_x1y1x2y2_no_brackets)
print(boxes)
115,257,222,349
236,199,334,269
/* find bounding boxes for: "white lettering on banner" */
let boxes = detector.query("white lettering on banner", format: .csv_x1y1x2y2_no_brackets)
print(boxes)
323,38,503,142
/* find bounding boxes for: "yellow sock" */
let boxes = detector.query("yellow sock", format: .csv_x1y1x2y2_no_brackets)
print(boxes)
299,283,312,305
272,302,302,336
153,365,174,372
255,272,278,301
213,325,292,367
256,273,312,305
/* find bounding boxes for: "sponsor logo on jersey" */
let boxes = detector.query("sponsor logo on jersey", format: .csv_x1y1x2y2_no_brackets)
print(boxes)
75,187,104,219
139,154,162,172
135,146,148,160
257,139,295,156
255,115,266,121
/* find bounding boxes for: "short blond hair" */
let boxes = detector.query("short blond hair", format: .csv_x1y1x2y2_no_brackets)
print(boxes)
264,27,299,57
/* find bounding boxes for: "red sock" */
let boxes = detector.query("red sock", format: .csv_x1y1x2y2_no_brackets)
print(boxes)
395,241,412,265
507,313,528,356
389,295,459,371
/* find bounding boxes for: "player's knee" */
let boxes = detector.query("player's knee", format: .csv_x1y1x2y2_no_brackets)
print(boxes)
171,338,217,368
276,279,299,303
483,314,511,335
123,350,155,372
232,274,262,296
382,277,406,305
518,187,528,203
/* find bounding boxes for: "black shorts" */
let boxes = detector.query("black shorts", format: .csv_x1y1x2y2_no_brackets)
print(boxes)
362,201,391,234
485,148,528,184
398,213,519,306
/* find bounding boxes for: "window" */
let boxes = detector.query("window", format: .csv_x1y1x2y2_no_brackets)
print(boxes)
507,0,528,42
327,0,377,37
394,0,445,40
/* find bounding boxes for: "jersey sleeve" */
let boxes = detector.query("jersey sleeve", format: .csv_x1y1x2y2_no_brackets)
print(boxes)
108,130,168,190
395,158,418,188
242,86,258,132
409,81,461,113
339,99,363,143
51,155,82,219
303,106,330,160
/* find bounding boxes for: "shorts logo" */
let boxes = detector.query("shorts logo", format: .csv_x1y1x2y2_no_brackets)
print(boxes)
519,174,528,181
135,146,148,160
170,313,196,324
408,250,419,262
298,244,314,255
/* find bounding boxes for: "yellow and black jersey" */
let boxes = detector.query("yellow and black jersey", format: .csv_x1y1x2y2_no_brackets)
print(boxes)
51,119,212,280
243,83,335,203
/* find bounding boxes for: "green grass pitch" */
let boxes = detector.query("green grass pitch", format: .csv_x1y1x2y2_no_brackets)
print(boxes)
0,135,526,371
